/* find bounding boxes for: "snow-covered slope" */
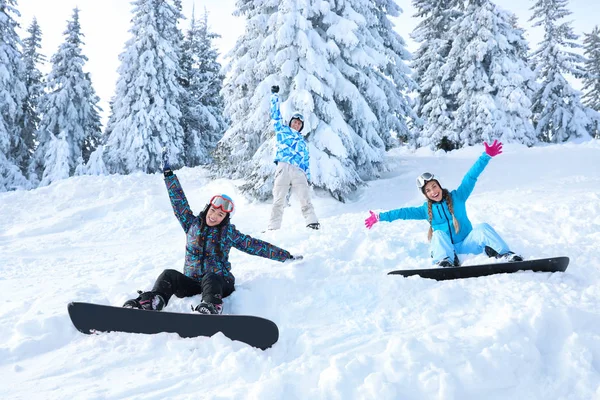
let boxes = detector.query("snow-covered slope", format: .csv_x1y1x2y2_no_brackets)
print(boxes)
1,141,599,399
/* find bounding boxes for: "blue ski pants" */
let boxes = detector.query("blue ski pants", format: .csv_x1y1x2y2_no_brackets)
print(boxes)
429,223,511,264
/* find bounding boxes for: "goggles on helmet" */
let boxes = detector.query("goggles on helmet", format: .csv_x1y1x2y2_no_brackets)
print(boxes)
209,195,234,213
416,172,435,189
290,112,304,122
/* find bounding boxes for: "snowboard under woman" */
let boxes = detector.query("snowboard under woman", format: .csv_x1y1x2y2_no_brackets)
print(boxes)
123,152,302,314
364,140,522,267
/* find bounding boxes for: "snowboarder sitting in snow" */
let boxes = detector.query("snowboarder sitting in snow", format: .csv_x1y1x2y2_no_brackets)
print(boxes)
364,140,522,267
267,85,320,231
123,151,303,314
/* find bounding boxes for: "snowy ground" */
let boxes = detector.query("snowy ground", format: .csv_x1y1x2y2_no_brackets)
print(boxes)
1,141,599,400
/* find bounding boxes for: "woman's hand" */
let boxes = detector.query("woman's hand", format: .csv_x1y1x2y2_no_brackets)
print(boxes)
365,211,379,229
484,140,503,157
162,147,173,177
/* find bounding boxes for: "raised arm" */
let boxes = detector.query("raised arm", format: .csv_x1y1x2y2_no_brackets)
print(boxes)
454,140,502,202
228,225,291,262
270,86,284,133
270,86,296,144
164,175,195,233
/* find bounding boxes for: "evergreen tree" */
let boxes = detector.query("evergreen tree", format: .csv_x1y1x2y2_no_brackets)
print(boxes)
30,8,102,186
445,0,536,146
529,0,593,142
104,0,185,174
39,131,70,186
180,8,226,166
215,0,415,201
85,145,108,175
411,0,463,150
583,26,600,138
0,0,29,191
21,17,45,172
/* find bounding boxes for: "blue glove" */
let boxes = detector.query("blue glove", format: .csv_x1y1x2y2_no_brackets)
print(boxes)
162,147,173,177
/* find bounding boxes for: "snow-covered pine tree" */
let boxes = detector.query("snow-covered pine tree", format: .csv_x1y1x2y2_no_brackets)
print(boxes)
40,131,70,186
529,0,593,142
445,0,536,146
0,0,29,191
104,0,184,174
583,26,600,138
86,145,108,175
179,8,226,166
215,0,415,202
30,8,102,186
412,0,463,150
22,17,45,173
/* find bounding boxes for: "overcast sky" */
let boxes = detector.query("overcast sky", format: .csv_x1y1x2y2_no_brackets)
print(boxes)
16,0,598,124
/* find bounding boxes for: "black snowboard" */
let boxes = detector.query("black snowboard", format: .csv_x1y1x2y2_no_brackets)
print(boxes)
68,302,279,350
388,256,569,281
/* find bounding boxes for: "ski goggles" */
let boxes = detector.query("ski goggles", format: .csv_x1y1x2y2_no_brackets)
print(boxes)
416,172,435,189
209,195,234,213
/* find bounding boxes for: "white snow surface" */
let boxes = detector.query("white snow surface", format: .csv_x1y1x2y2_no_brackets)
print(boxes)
1,142,600,400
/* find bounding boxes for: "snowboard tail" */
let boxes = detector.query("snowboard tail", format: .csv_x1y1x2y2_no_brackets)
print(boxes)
388,257,569,281
68,302,279,350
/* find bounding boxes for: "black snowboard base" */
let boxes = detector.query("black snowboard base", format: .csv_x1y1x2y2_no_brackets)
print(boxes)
388,256,569,281
68,302,279,350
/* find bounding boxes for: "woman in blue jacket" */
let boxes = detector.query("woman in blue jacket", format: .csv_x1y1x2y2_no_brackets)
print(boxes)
364,140,522,267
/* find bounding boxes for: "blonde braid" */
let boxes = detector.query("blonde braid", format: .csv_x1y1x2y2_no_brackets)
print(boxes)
427,201,433,241
443,189,460,234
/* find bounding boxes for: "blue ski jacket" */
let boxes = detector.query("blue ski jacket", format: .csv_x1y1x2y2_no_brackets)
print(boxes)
165,175,291,283
271,94,311,181
379,153,492,244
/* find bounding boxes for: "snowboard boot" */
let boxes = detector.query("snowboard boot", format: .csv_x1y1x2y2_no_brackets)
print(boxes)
307,223,320,230
194,301,223,315
123,290,166,311
499,252,523,262
436,258,454,268
484,246,499,258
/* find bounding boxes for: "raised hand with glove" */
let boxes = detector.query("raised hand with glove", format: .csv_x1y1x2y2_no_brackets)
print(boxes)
484,139,503,157
162,147,173,177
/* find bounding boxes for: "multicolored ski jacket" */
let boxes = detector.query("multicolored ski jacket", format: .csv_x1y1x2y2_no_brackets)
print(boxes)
271,94,311,181
379,153,492,244
165,175,291,283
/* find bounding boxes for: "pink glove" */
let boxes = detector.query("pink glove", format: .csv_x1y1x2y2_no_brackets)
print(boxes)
365,211,379,229
484,139,503,157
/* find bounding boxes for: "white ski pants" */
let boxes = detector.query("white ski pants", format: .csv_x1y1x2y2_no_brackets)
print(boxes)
268,162,318,230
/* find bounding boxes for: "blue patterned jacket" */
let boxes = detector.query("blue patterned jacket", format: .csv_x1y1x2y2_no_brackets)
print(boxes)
165,175,292,283
271,94,311,180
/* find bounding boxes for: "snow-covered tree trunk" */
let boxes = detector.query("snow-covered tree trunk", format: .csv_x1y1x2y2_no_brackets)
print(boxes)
104,0,184,174
215,0,415,202
30,8,102,186
529,0,593,142
0,0,29,191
